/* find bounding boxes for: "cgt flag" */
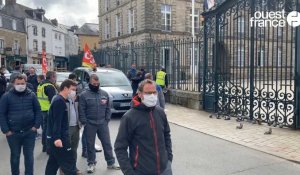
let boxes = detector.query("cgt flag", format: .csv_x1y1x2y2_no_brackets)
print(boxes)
42,49,48,75
82,43,97,68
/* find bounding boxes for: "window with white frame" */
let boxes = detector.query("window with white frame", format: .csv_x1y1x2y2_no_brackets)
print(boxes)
190,9,200,33
0,39,4,52
105,19,110,39
0,17,2,27
33,40,38,51
128,9,134,33
33,26,38,36
13,40,19,53
116,14,121,37
237,16,245,35
59,34,61,40
12,20,16,30
277,48,282,67
42,28,46,37
237,48,245,67
257,48,265,67
161,4,171,31
55,33,58,39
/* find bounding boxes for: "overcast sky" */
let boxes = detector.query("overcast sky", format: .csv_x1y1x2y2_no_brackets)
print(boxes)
20,0,98,26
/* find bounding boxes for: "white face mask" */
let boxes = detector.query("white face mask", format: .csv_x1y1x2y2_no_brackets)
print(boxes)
68,90,76,99
142,94,158,107
15,85,26,92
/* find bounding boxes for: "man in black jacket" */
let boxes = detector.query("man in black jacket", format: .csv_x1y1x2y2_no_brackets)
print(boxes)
27,67,39,93
0,67,7,99
79,74,119,173
45,79,81,175
37,71,58,153
114,79,173,175
0,74,42,175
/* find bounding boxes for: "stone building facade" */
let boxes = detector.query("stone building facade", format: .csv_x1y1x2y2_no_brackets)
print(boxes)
0,11,26,70
98,0,204,47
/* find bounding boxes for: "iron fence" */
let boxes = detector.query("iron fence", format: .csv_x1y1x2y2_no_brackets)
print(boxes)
92,0,299,128
96,37,205,92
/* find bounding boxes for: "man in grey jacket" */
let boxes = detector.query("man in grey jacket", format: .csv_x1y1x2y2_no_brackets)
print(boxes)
79,74,120,173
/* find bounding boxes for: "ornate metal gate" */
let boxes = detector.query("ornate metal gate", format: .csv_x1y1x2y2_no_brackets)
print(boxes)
202,0,299,128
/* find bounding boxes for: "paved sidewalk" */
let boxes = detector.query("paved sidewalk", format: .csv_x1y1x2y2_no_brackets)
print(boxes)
165,104,300,163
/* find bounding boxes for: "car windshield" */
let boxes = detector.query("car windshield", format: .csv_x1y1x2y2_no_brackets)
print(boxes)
95,71,130,87
57,73,70,82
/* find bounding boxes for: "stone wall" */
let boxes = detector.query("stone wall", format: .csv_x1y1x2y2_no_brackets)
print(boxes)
166,89,203,110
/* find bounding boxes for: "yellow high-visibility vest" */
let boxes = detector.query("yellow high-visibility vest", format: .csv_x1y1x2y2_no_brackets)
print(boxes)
156,71,166,86
37,83,57,111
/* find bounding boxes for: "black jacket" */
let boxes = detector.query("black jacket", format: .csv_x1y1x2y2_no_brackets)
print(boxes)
47,95,71,149
114,95,172,175
27,74,39,93
0,88,42,134
41,80,57,102
0,74,7,96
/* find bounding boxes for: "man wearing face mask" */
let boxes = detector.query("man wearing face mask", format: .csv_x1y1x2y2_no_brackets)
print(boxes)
0,74,42,175
37,71,58,153
79,74,120,173
65,76,82,174
45,79,81,175
114,79,173,175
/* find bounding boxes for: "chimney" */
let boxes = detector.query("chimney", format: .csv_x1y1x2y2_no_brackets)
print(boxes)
51,19,58,26
5,0,16,5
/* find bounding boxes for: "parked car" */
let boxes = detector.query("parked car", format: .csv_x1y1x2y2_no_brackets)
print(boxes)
56,72,71,87
73,67,133,113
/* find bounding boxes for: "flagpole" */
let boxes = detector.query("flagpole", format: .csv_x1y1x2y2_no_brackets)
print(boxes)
192,0,195,89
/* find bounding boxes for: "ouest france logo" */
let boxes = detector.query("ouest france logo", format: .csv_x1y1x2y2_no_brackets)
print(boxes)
250,10,300,27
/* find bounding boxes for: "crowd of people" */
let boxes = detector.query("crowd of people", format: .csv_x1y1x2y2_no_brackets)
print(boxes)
0,65,173,175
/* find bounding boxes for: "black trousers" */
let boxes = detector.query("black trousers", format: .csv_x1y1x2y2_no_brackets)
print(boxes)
41,111,48,149
45,144,77,175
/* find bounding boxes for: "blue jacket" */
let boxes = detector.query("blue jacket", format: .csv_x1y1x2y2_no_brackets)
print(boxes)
0,88,42,133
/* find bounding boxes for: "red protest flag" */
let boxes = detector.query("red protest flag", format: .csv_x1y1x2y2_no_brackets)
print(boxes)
82,44,97,68
42,49,48,75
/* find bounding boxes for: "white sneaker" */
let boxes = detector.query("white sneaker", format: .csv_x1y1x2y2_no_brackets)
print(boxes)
87,164,95,173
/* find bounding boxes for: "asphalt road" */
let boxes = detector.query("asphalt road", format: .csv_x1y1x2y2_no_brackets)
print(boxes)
0,115,299,175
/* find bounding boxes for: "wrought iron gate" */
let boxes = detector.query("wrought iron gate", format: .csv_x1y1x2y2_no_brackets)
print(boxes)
202,0,299,128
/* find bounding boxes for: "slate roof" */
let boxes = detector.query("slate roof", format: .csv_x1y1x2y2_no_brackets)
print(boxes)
1,3,52,25
0,12,26,33
75,23,99,36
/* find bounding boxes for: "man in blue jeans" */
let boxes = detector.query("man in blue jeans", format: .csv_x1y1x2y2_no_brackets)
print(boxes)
0,74,42,175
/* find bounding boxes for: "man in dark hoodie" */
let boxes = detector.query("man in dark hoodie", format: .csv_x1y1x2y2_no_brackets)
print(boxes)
37,71,58,153
114,79,173,175
27,67,39,93
0,74,42,175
